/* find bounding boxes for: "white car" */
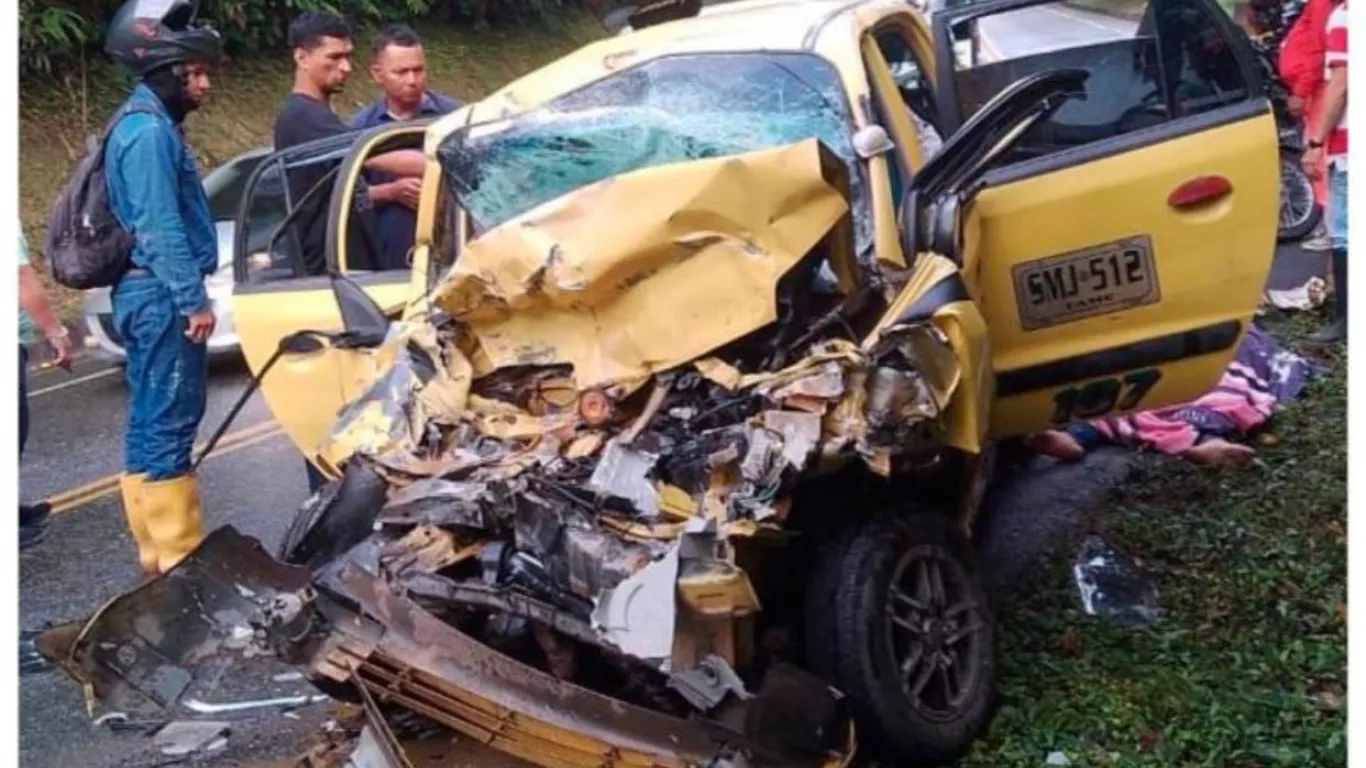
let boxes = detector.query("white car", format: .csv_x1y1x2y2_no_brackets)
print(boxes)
81,147,272,362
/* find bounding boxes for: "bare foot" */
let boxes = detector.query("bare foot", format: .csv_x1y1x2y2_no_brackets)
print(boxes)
1182,439,1256,467
1025,430,1086,462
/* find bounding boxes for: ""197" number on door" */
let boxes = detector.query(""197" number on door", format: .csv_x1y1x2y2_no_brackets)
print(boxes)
1050,368,1162,425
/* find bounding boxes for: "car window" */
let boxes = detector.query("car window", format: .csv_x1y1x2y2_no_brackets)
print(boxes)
948,0,1251,160
876,28,939,132
204,153,265,222
438,52,871,258
426,179,464,291
238,151,347,283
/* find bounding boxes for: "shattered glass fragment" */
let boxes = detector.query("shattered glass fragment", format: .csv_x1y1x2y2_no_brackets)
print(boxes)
1072,535,1162,626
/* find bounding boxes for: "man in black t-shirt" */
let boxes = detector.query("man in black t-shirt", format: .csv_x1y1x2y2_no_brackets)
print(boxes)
272,12,425,277
273,12,428,494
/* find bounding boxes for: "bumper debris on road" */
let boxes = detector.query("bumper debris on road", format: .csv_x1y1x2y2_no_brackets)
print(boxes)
41,139,974,767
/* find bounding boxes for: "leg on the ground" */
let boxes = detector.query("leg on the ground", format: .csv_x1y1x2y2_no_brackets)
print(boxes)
1025,422,1109,462
1182,438,1256,467
18,345,47,550
1025,431,1086,462
1309,164,1348,345
305,459,328,495
116,277,208,573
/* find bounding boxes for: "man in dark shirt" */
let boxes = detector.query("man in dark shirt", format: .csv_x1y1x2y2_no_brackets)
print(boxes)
271,12,427,494
351,24,463,270
272,12,425,276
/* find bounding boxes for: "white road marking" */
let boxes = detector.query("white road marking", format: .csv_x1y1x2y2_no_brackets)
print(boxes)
27,366,121,398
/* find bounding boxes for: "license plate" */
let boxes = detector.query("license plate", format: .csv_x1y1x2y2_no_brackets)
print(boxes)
1012,236,1160,331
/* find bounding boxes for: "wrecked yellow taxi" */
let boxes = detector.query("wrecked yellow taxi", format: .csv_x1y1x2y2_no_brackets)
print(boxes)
44,0,1278,764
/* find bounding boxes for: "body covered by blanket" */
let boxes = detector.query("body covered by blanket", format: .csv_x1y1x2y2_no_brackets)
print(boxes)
1030,325,1314,462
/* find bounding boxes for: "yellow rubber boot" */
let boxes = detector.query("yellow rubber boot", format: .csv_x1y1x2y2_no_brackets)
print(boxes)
118,474,158,575
141,475,206,574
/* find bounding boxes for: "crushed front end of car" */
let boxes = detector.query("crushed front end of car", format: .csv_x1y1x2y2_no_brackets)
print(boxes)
44,137,992,767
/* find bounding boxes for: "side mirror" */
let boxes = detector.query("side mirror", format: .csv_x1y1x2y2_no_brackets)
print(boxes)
331,273,391,349
853,124,895,160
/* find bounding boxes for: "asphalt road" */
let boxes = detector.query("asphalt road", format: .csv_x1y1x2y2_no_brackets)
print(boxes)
977,3,1136,61
16,240,1321,767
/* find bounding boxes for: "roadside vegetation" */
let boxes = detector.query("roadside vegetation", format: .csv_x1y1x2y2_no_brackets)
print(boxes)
961,314,1347,767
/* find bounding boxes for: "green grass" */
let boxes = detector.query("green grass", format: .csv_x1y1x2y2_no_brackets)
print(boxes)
959,313,1347,768
19,14,606,322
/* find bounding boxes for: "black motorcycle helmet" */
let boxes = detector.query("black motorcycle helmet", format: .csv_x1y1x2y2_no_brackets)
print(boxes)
105,0,223,78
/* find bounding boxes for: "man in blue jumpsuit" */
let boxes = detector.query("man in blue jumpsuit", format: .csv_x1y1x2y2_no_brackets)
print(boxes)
103,0,225,575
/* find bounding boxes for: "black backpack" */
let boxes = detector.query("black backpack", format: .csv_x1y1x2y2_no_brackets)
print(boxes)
43,102,157,290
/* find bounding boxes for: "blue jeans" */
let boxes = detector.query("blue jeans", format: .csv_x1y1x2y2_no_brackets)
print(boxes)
112,274,208,481
1329,163,1348,251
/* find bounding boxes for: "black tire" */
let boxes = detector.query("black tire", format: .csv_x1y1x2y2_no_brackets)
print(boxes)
807,512,997,766
1279,152,1323,242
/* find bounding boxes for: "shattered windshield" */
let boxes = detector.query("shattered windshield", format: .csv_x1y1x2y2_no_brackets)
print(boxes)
438,52,871,254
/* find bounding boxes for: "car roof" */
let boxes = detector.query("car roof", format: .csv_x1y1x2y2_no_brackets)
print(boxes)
428,0,918,149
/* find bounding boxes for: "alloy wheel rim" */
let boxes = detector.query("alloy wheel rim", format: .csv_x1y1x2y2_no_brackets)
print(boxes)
884,546,986,721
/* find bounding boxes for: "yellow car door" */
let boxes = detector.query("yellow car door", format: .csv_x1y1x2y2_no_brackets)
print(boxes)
927,0,1278,438
232,122,430,473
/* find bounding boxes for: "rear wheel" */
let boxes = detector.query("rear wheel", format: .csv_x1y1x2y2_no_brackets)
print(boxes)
1279,151,1322,242
806,512,996,766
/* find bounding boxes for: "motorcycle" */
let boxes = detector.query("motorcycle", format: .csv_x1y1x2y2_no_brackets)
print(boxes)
1248,12,1323,242
1276,121,1323,242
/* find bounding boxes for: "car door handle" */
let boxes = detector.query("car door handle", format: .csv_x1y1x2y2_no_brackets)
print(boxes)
1168,176,1233,210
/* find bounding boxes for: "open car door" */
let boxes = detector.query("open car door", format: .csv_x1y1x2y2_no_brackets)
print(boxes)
919,0,1278,437
232,122,431,475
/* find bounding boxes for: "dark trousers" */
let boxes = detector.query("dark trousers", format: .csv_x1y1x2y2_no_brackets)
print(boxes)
19,346,28,456
305,460,328,494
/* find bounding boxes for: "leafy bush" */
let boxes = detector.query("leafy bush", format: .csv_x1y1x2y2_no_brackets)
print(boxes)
21,0,586,79
19,1,96,77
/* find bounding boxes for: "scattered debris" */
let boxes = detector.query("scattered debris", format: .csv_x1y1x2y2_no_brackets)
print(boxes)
1072,536,1162,627
19,629,52,677
667,655,753,712
94,712,167,734
152,720,231,757
1263,276,1328,311
183,694,331,716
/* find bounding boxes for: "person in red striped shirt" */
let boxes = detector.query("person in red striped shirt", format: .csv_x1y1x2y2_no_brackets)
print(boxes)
1303,0,1348,345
